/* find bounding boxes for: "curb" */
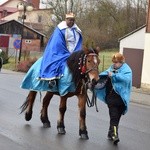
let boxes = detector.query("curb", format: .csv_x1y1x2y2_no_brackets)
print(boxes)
131,87,150,106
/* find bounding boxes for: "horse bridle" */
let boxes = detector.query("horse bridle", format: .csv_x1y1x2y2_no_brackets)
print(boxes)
80,53,99,74
79,52,99,112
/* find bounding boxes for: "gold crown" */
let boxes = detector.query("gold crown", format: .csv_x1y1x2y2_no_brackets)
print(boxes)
65,13,75,19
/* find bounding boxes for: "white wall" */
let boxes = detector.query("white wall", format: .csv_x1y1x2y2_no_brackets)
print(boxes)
3,9,52,24
3,9,53,34
141,33,150,88
119,27,146,53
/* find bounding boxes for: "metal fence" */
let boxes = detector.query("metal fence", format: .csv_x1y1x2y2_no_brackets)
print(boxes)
1,46,113,72
99,54,112,72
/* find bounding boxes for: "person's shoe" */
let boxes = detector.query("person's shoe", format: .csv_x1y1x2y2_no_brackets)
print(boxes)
107,130,112,140
107,126,120,145
48,80,56,88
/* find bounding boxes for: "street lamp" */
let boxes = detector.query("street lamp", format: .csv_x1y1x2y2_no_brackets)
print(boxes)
17,1,33,63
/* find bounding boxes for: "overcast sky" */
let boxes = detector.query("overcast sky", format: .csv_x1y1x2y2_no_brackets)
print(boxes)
0,0,7,5
0,0,46,8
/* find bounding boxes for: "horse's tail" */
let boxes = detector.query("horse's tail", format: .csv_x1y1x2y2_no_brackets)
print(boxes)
20,91,37,114
20,97,29,114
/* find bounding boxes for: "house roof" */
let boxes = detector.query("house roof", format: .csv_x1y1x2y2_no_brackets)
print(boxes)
0,0,9,6
0,7,17,12
118,24,146,41
0,19,45,37
0,0,40,9
0,0,16,6
0,0,26,6
0,0,25,13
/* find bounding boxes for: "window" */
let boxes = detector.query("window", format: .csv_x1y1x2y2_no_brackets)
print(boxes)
2,10,7,17
38,15,42,23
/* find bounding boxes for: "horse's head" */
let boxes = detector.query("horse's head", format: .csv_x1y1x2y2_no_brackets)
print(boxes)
67,47,100,87
80,47,100,86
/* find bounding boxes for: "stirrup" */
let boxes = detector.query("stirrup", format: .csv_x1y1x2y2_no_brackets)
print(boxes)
48,80,56,88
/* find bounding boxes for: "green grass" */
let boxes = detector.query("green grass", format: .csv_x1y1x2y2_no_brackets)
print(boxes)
3,49,118,71
3,51,42,71
3,57,18,71
99,49,119,72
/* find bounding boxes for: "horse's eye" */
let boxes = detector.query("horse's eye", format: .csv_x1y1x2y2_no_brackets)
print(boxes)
88,60,91,63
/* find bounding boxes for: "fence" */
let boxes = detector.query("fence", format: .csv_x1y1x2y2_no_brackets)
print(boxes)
99,53,114,72
1,46,114,72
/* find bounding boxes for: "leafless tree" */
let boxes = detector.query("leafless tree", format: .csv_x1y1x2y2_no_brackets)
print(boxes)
41,0,147,49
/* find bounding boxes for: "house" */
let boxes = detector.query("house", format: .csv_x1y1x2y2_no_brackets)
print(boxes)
0,19,45,43
119,25,145,88
0,6,17,19
0,19,45,57
0,0,54,58
119,0,150,88
2,8,53,35
0,0,53,35
142,0,150,89
0,0,39,19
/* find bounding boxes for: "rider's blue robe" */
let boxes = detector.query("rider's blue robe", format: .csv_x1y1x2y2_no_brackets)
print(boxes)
39,21,82,80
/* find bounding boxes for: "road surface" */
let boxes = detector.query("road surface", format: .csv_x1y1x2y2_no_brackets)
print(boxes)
0,69,150,150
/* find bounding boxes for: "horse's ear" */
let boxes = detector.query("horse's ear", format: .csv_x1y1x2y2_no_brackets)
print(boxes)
95,46,101,53
83,46,90,54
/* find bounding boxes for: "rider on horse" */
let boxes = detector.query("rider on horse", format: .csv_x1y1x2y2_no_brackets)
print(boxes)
21,12,83,95
39,12,82,88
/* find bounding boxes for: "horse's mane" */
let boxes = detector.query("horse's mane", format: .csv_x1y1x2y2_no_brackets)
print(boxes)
67,50,85,86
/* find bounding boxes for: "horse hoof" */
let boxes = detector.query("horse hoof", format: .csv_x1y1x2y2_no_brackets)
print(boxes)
25,112,32,121
79,129,89,140
57,127,66,134
80,134,89,140
43,122,51,128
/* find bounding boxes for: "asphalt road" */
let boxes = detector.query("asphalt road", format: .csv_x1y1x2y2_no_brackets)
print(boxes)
0,69,150,150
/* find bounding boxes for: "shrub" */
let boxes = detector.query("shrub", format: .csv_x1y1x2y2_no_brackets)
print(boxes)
0,51,8,64
17,57,37,72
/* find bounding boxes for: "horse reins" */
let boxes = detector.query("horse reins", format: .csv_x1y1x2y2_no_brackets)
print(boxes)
84,82,99,112
79,52,99,112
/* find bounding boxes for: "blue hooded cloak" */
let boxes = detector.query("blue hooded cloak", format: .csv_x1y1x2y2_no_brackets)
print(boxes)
95,63,132,114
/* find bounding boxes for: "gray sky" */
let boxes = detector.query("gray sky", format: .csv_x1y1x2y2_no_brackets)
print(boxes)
0,0,45,8
0,0,7,5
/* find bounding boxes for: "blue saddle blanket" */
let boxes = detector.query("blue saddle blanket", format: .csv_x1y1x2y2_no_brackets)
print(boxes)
21,57,76,96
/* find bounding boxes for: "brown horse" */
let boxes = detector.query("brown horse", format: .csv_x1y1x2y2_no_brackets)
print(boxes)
20,48,100,140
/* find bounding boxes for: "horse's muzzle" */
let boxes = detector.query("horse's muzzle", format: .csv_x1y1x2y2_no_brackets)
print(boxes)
92,79,98,86
88,79,98,90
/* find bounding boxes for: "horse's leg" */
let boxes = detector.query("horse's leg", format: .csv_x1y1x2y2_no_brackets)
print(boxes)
77,94,89,140
20,91,37,121
57,96,67,134
40,92,53,128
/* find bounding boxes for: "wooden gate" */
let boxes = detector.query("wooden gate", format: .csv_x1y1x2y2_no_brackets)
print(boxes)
123,48,144,88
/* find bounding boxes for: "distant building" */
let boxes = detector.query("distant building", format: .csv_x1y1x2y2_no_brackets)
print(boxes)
0,0,54,57
119,0,150,88
0,0,53,35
